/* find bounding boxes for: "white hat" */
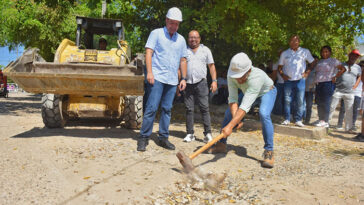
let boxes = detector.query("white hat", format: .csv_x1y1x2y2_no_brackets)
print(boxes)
166,7,182,22
227,52,252,78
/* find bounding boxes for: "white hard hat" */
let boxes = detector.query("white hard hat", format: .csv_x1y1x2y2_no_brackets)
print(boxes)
166,7,182,22
228,53,252,78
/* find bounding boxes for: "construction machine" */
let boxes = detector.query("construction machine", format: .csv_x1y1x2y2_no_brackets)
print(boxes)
4,16,144,129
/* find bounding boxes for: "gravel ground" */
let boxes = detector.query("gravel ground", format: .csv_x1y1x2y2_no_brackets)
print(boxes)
0,92,363,204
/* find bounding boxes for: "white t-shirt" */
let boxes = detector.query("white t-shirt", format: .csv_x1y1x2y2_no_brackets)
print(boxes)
186,44,214,84
279,47,315,81
314,58,341,83
272,62,284,84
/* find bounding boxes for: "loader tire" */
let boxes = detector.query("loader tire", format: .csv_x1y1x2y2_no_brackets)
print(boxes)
123,95,143,129
41,94,66,128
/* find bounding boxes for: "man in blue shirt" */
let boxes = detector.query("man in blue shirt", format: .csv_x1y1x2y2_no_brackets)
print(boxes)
137,7,188,151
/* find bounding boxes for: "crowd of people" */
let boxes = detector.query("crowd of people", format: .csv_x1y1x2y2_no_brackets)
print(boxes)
270,42,363,134
136,7,364,169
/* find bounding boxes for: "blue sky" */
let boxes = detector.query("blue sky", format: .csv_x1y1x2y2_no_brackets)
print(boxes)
0,46,24,68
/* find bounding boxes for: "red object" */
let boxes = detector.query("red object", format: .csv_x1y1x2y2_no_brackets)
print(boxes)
350,49,361,56
0,70,6,88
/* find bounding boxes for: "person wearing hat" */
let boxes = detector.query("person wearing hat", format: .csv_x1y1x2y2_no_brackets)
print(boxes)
137,7,188,152
208,52,277,168
99,37,107,50
328,49,362,132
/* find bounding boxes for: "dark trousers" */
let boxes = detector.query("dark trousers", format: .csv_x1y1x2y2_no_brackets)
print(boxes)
304,91,314,124
184,79,211,135
338,96,361,127
272,83,284,115
316,81,335,122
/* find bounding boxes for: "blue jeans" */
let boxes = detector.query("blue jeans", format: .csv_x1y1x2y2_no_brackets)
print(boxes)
303,91,314,124
272,83,284,115
220,88,277,151
139,80,177,139
316,81,335,122
338,96,361,127
284,79,305,122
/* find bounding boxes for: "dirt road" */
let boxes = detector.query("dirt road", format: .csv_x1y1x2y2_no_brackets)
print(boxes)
0,92,363,204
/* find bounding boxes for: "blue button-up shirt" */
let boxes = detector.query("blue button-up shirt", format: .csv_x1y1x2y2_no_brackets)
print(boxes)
145,27,187,85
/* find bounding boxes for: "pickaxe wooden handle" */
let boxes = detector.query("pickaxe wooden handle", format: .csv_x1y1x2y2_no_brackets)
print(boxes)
189,133,226,159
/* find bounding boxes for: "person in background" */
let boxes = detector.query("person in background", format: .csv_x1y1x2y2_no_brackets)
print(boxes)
278,35,317,127
258,63,266,72
314,46,346,127
137,7,188,152
98,37,107,50
271,49,284,116
337,60,364,131
183,30,217,143
211,70,229,105
303,55,319,124
0,69,7,94
328,49,361,132
265,60,274,76
353,60,364,142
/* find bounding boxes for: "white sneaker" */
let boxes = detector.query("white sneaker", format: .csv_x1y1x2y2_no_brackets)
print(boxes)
295,121,305,127
323,122,329,128
281,120,290,125
183,134,195,142
315,120,325,127
336,126,344,131
203,133,213,143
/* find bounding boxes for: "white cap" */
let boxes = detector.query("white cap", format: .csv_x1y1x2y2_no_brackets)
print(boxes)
166,7,182,22
227,52,252,78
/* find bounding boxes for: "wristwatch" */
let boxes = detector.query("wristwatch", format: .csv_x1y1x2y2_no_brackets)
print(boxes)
181,77,187,81
212,79,217,82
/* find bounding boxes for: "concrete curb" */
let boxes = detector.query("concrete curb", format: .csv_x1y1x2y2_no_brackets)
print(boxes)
172,103,328,140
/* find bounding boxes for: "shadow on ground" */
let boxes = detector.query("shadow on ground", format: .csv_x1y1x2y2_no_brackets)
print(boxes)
190,144,261,167
0,94,42,115
11,125,139,140
328,131,359,142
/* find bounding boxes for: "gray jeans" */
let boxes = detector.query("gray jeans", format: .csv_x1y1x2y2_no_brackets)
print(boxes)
184,79,211,135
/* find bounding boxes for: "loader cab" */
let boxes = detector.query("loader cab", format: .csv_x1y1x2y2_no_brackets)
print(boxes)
75,16,125,50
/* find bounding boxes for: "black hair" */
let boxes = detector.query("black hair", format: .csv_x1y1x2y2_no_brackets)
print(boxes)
359,60,364,67
320,45,332,53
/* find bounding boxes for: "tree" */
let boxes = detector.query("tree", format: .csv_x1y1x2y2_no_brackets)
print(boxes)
1,0,363,67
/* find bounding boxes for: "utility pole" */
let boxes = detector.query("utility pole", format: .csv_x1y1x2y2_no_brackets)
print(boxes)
101,1,106,18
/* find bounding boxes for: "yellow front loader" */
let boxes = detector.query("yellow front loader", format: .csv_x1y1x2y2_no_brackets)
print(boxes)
4,16,144,129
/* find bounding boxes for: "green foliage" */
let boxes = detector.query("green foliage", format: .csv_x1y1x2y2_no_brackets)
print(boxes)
0,0,363,67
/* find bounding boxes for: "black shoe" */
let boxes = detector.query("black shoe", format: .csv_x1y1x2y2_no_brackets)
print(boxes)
137,137,149,151
158,138,175,150
353,134,364,142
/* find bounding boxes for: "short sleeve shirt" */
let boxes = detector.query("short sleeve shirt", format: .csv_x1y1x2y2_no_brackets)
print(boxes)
186,44,214,84
314,58,341,83
335,63,361,93
279,47,314,81
228,67,274,113
272,62,284,84
145,27,188,85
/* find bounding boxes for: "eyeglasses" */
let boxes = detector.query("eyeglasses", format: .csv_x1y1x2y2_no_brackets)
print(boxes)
188,37,200,39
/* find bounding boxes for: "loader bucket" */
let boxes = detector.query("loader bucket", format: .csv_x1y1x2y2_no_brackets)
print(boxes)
4,48,144,96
